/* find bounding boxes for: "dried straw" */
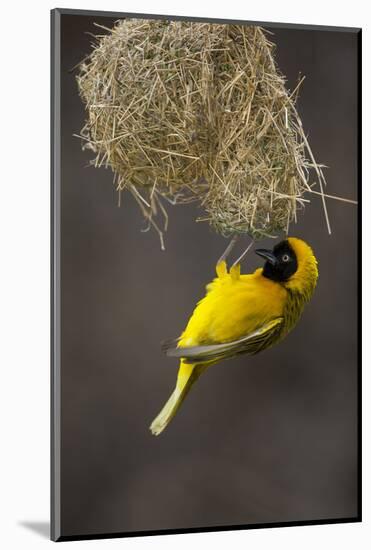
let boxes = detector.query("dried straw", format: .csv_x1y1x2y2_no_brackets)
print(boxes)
77,19,330,244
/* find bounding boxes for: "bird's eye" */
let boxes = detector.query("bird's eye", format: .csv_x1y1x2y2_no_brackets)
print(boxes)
282,254,290,262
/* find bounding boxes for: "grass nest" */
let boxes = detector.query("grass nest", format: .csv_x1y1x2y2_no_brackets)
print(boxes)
77,19,329,247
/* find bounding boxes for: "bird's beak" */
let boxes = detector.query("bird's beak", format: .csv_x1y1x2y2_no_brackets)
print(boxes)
255,248,278,266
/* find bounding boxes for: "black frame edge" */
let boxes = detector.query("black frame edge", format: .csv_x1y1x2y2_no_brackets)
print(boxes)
53,7,361,33
51,7,62,543
56,517,361,542
356,28,362,523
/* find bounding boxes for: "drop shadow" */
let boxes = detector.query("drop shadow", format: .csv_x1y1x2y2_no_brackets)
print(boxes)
19,521,50,539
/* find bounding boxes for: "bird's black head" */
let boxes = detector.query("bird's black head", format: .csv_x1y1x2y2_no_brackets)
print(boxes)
255,240,298,282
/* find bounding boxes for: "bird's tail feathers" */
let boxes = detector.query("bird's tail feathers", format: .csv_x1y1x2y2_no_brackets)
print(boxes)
149,362,204,436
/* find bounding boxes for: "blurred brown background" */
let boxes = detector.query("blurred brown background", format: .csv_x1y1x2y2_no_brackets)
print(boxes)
59,13,359,537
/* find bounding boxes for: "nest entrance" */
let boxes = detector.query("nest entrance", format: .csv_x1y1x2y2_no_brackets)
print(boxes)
77,19,329,245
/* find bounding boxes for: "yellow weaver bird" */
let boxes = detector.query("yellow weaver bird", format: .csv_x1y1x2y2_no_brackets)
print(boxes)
150,237,318,436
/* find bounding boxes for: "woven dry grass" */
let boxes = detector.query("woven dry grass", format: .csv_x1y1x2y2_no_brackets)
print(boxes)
77,18,330,246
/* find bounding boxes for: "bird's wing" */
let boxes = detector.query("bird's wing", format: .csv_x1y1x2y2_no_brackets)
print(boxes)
163,317,284,364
